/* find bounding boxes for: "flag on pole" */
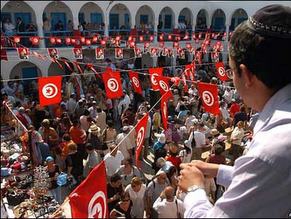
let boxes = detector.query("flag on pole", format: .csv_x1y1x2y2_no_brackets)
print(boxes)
215,62,229,81
161,90,173,130
128,71,142,95
149,67,163,91
197,82,220,115
102,70,123,99
135,113,149,168
38,76,62,107
69,161,108,218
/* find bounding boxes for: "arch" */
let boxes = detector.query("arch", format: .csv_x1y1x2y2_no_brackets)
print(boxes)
1,1,37,29
78,2,104,29
135,5,155,29
9,61,42,96
178,7,193,28
109,3,132,30
230,8,248,31
42,1,74,31
211,9,226,32
196,9,208,31
158,7,175,31
48,57,74,77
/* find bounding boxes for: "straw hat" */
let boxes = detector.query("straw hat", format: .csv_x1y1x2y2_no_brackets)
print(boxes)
88,124,101,134
210,129,220,136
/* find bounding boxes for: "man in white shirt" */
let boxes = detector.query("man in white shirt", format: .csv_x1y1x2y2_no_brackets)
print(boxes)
178,5,291,218
115,126,132,160
104,143,124,177
117,91,131,116
153,186,185,218
66,93,77,117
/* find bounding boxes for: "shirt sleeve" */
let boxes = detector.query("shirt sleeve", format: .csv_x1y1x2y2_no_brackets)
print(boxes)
183,156,288,218
216,165,234,188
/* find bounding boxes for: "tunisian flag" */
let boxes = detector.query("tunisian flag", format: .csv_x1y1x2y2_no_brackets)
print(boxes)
215,62,229,81
38,76,62,107
161,90,174,130
102,70,123,99
149,67,163,91
69,161,108,218
156,76,170,95
184,63,195,81
135,113,149,168
197,82,220,115
129,71,142,94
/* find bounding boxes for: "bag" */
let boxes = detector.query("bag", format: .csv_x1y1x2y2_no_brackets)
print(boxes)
57,172,68,186
6,190,29,206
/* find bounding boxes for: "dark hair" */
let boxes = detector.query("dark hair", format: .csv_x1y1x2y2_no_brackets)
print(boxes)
84,109,90,116
85,143,94,151
110,173,122,183
229,21,291,90
214,144,225,155
63,133,71,141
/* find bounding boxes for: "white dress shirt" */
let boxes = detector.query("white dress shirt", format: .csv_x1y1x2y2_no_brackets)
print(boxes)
183,84,291,218
153,197,185,218
104,150,124,177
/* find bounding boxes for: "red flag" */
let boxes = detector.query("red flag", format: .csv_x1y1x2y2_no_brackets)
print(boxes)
102,70,123,99
197,82,220,115
69,161,108,218
129,71,142,95
215,62,229,81
149,67,163,91
38,76,62,107
115,48,123,59
135,113,149,168
48,48,59,59
184,63,195,81
73,48,83,59
161,90,173,130
1,37,8,61
17,47,30,60
156,76,170,95
181,73,189,93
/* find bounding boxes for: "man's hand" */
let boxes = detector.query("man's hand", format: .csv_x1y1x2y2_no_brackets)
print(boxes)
191,160,220,178
178,163,205,192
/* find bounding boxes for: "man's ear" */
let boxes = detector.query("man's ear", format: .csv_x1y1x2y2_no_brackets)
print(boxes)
239,64,254,88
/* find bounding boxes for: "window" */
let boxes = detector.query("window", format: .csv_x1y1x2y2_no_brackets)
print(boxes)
178,15,185,23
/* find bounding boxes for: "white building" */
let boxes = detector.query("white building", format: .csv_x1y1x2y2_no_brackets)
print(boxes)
1,1,291,81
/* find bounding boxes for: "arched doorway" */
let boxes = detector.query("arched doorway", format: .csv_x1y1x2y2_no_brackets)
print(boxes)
2,1,37,47
178,8,193,30
158,7,175,33
109,3,131,38
9,61,42,97
196,9,208,32
78,2,104,34
211,9,226,32
135,5,155,30
230,9,248,31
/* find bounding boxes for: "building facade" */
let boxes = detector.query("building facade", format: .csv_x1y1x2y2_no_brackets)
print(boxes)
1,1,291,81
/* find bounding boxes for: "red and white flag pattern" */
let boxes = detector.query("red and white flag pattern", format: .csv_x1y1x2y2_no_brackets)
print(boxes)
135,113,149,168
38,76,62,107
156,76,170,95
102,70,123,99
69,161,108,218
161,90,174,130
149,67,163,91
129,71,142,95
184,63,195,81
215,62,229,81
197,82,220,115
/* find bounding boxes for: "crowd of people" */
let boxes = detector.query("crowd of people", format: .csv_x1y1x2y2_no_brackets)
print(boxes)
1,4,290,218
1,51,253,218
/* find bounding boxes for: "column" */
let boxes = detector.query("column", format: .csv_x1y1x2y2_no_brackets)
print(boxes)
154,17,159,44
35,14,45,48
104,15,109,37
223,24,230,61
